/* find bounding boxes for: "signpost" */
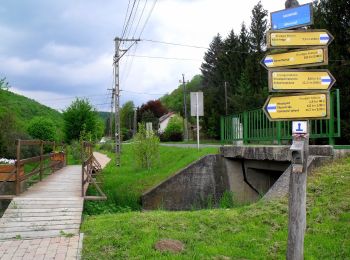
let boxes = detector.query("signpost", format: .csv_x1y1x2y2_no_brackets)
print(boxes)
267,30,334,48
262,2,336,259
263,93,329,121
292,121,308,134
268,69,336,92
271,3,313,30
261,48,328,69
190,92,204,150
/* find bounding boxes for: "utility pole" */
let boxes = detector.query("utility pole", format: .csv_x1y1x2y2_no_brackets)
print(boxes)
224,81,228,115
181,74,189,141
133,106,137,137
107,88,114,138
113,38,121,166
113,37,140,166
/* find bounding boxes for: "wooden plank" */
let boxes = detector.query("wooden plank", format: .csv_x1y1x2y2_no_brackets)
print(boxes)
1,215,82,222
9,201,83,206
0,219,81,227
2,211,82,219
0,224,80,233
4,208,82,213
7,204,83,209
14,197,83,201
0,228,79,240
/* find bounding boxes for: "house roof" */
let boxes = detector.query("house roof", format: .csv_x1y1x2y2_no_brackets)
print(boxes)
159,112,175,123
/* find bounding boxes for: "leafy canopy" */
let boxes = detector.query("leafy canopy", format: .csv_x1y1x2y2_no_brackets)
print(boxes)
63,98,103,142
27,116,56,141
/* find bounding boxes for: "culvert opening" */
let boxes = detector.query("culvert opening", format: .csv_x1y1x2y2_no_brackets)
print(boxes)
142,155,290,211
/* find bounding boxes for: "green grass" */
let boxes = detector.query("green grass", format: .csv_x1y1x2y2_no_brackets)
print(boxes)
81,156,350,259
84,145,219,214
162,139,221,145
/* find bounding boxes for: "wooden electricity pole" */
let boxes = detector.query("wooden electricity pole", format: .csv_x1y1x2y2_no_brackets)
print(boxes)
181,74,189,141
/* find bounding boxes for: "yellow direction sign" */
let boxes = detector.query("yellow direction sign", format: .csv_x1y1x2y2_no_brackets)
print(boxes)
261,48,328,69
268,69,336,92
267,30,334,49
263,93,330,121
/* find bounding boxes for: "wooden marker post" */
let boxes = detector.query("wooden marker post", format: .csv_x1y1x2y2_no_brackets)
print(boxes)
288,122,309,260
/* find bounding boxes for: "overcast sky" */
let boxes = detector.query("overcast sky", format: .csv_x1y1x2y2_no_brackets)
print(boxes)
0,0,310,111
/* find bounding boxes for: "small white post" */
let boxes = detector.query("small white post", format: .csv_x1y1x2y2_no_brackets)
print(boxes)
196,92,200,150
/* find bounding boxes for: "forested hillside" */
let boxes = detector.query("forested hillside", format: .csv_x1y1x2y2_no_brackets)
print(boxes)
0,89,64,157
159,0,350,142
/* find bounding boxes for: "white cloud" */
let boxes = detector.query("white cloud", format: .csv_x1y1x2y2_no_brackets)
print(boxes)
40,42,90,61
1,0,312,109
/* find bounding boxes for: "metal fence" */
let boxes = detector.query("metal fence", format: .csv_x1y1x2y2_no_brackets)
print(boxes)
221,89,340,145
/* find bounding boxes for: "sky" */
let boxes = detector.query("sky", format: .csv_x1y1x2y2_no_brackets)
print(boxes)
0,0,310,112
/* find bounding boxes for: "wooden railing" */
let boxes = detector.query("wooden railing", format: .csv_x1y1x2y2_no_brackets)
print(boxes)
81,142,106,200
0,139,66,199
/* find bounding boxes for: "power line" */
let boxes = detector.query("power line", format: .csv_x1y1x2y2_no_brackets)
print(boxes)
142,39,208,49
132,0,148,39
125,54,202,61
138,0,158,38
121,89,167,95
121,0,137,40
120,0,131,38
124,0,141,41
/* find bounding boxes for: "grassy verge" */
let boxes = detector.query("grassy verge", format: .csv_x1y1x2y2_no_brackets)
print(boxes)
82,156,350,259
84,145,219,214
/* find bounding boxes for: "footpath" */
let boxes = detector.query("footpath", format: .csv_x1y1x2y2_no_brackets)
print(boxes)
0,152,110,260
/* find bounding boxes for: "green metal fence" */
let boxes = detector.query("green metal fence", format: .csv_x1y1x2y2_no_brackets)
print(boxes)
221,89,341,145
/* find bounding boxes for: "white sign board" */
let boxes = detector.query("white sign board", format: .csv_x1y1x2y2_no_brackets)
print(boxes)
292,121,308,134
190,92,204,116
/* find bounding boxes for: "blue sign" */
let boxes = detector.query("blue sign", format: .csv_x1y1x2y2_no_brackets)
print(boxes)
271,3,313,30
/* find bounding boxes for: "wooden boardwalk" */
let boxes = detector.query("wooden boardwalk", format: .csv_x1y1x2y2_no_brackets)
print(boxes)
0,165,83,240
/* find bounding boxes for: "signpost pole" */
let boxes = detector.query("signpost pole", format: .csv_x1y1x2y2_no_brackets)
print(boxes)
196,92,200,150
288,132,309,260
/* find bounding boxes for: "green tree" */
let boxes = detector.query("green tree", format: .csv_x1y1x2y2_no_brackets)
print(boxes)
0,111,18,158
63,98,102,142
27,117,57,141
314,0,350,144
120,101,135,130
0,78,10,90
132,123,159,170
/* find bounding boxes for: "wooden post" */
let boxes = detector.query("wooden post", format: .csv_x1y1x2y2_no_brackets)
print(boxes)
39,140,43,181
15,140,21,195
64,143,68,167
287,133,309,260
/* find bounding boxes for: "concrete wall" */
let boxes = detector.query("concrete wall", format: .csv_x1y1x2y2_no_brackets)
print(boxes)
142,155,230,210
142,155,288,210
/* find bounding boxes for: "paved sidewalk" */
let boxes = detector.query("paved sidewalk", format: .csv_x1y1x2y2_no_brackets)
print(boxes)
0,235,82,260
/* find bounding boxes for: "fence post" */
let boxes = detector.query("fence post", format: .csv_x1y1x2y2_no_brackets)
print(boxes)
15,140,21,195
329,91,335,145
220,116,224,145
277,121,282,145
243,111,248,145
336,89,341,137
40,140,43,181
64,143,68,166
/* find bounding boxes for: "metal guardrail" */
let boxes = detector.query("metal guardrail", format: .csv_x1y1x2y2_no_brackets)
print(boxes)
221,89,340,145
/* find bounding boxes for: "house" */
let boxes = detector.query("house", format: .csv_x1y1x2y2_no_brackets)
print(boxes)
158,112,176,133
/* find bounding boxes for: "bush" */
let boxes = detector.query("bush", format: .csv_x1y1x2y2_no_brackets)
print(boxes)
121,128,133,141
99,142,114,153
132,123,159,170
27,116,57,141
163,114,183,142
